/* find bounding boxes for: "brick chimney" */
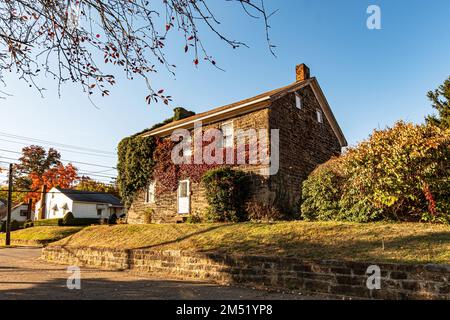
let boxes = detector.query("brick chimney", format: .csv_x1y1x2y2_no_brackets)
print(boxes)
296,64,310,82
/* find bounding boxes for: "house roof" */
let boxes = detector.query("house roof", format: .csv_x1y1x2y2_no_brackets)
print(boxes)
56,188,123,207
0,202,27,220
141,77,347,147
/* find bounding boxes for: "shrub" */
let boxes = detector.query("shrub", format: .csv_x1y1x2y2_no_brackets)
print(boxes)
202,167,248,222
0,221,5,232
108,213,117,225
65,217,101,226
301,157,346,221
301,122,450,223
246,201,283,222
24,219,34,228
63,212,75,226
186,214,203,224
10,220,21,231
33,218,63,226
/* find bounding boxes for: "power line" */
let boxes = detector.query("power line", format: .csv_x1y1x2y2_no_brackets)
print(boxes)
0,148,117,169
0,157,117,180
0,131,116,155
0,138,117,159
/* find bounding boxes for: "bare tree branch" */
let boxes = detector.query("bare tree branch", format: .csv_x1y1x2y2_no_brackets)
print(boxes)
0,0,276,103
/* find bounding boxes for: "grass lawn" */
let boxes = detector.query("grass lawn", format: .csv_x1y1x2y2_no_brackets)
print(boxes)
0,226,84,245
50,221,450,264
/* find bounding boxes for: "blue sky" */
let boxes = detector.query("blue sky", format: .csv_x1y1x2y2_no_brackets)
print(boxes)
1,0,449,181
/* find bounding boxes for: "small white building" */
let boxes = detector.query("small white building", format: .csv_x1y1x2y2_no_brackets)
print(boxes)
35,187,124,220
0,203,32,222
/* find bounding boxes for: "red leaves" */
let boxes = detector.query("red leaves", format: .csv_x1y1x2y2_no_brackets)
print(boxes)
157,89,164,94
27,164,79,204
194,58,199,65
184,45,188,53
96,34,100,38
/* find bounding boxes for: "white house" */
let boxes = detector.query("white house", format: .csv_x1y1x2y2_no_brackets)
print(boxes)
35,187,124,220
0,203,32,222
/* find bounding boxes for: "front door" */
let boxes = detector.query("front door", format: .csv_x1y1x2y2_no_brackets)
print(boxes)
177,180,190,214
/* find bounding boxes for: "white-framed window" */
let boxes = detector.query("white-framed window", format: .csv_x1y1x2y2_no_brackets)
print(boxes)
316,109,323,123
220,121,234,148
295,92,302,109
145,180,156,203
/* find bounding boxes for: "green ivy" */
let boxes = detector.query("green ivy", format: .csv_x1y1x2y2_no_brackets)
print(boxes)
117,107,196,208
117,135,156,208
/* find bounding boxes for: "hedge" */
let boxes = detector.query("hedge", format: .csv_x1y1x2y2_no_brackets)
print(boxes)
33,218,63,227
1,220,25,232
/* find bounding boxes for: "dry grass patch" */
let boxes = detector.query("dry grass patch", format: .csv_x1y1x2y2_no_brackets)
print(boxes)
1,226,84,244
50,221,450,264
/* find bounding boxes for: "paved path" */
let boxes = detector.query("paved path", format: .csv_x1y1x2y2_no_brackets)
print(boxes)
0,247,318,300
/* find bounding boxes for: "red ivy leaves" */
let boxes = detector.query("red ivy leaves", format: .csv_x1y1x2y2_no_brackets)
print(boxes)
152,137,262,196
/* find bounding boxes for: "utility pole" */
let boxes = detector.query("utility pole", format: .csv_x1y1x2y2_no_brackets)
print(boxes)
5,163,12,246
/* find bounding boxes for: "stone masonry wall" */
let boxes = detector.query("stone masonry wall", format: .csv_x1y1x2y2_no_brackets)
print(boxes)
43,246,450,300
269,86,342,214
127,108,272,224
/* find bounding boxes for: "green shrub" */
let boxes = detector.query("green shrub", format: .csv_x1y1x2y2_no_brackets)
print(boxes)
63,212,75,226
61,212,100,226
108,213,117,225
301,157,346,221
24,219,34,228
0,221,5,232
66,218,100,226
202,167,248,222
10,220,21,231
186,214,203,224
301,122,450,223
33,218,63,226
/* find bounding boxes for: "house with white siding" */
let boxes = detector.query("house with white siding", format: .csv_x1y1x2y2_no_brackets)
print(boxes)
0,202,32,222
34,187,124,220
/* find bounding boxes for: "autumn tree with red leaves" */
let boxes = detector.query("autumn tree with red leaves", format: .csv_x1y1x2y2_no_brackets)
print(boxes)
0,0,276,103
27,163,79,204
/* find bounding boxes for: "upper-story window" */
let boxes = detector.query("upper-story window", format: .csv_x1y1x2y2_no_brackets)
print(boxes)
316,109,323,123
145,180,156,203
220,122,234,148
295,92,302,109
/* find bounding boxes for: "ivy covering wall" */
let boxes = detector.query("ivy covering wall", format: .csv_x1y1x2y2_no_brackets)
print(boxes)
117,107,195,208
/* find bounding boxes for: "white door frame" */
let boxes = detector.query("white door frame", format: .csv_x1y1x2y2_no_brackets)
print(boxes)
177,179,190,214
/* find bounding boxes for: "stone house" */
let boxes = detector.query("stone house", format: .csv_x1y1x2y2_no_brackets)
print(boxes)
127,64,347,224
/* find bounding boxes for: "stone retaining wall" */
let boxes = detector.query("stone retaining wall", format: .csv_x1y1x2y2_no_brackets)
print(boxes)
42,246,450,300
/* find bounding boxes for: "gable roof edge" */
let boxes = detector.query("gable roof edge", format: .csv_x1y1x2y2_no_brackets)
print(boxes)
309,79,348,147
